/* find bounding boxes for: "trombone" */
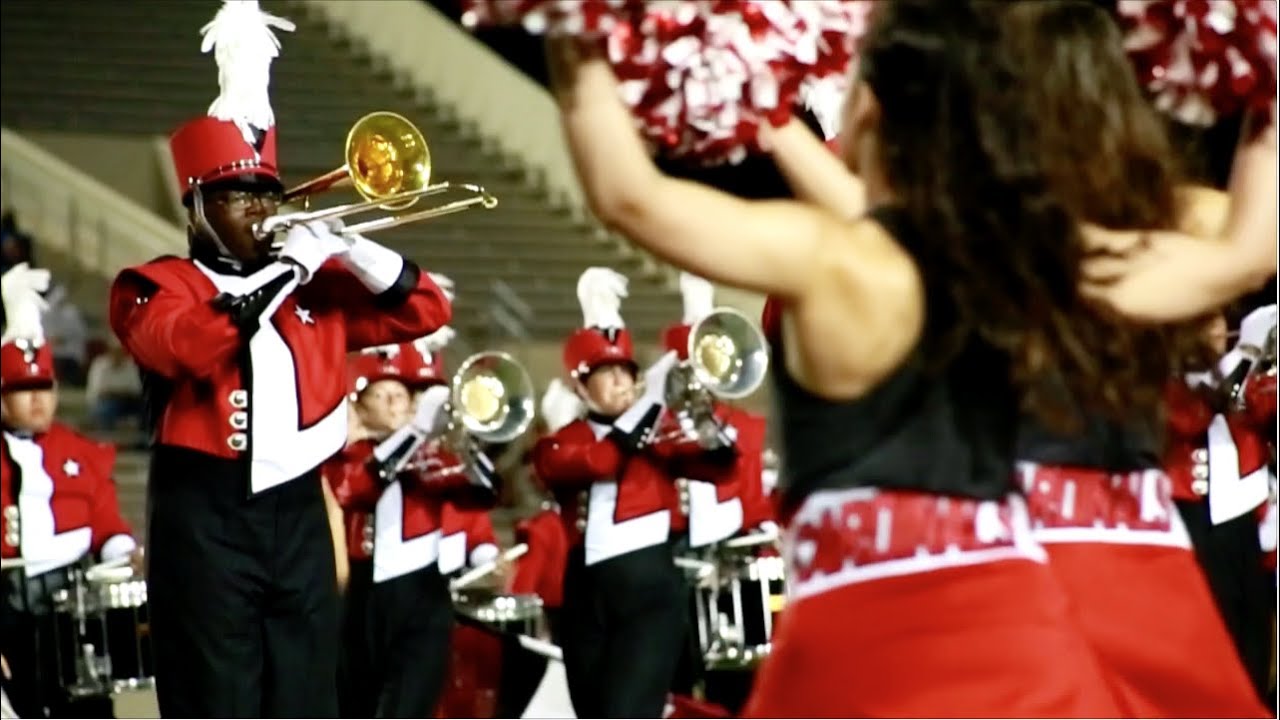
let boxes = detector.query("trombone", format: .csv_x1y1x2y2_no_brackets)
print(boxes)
663,307,769,446
391,351,536,482
255,111,498,240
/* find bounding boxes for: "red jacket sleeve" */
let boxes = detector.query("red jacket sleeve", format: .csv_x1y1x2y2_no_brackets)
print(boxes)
1242,374,1277,428
84,439,133,552
304,261,452,351
648,406,740,482
1165,381,1216,438
322,441,382,512
109,263,241,381
532,422,623,490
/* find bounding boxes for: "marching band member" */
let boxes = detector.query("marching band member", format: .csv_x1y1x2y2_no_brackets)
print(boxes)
1167,306,1277,704
547,3,1141,714
106,4,451,716
651,272,773,548
531,267,685,718
1,264,140,719
326,336,500,719
509,379,581,644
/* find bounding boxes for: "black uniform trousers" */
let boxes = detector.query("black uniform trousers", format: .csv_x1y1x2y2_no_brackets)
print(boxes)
1177,499,1275,705
0,567,115,719
337,559,453,718
561,541,687,718
146,445,341,718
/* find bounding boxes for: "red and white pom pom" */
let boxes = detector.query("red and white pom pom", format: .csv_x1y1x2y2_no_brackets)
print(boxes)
461,0,638,37
1119,0,1278,126
463,0,873,164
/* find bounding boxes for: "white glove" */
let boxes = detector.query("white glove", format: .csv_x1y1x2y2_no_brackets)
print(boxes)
411,385,452,435
278,220,350,285
1238,305,1277,355
340,226,407,294
541,378,585,433
429,273,456,303
613,351,678,435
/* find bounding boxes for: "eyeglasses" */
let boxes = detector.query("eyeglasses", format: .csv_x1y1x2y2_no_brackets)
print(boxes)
213,190,283,209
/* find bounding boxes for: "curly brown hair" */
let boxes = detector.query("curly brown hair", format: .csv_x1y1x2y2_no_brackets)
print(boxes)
858,0,1202,431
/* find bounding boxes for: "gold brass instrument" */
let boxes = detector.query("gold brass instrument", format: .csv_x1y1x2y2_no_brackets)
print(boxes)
664,307,769,444
397,351,535,478
256,111,498,239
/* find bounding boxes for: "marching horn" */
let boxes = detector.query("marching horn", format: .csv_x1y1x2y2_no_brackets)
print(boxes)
665,307,769,428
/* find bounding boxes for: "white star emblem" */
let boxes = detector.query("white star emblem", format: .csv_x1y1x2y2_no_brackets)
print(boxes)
294,306,314,325
63,459,80,477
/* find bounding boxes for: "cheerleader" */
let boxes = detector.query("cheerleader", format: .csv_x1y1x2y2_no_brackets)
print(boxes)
548,2,1128,715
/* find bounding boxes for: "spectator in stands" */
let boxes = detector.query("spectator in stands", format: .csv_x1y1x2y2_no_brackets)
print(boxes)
84,342,143,431
42,284,88,386
0,211,35,276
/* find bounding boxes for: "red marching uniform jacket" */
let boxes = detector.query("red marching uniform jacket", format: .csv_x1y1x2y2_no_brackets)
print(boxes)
532,418,677,565
438,501,499,575
649,404,773,544
508,505,569,609
1,423,135,576
1165,380,1273,507
109,256,450,494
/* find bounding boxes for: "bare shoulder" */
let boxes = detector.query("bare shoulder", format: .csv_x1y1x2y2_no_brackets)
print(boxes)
786,216,925,399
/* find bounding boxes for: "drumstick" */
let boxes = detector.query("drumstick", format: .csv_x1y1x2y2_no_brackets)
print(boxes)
723,527,780,549
516,634,564,663
450,543,528,591
674,556,716,580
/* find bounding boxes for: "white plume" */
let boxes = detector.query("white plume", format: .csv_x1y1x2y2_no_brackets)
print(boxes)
416,325,457,354
200,0,295,146
1,263,51,346
679,272,715,325
541,378,585,433
577,267,628,329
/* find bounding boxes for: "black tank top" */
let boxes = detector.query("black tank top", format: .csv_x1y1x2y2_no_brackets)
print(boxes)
1017,400,1162,471
771,207,1019,515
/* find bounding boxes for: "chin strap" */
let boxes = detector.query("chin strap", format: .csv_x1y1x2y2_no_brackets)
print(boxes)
191,183,242,273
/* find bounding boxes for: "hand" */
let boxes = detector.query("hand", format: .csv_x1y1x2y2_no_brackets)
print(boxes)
1,653,9,680
278,219,351,284
638,351,679,407
428,273,456,303
128,547,145,576
411,385,451,435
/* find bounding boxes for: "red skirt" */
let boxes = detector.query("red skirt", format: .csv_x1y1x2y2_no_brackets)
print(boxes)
1021,463,1269,719
743,488,1121,718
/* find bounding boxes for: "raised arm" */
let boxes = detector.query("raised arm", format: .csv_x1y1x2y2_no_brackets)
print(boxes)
761,118,867,221
1083,117,1278,321
550,40,924,398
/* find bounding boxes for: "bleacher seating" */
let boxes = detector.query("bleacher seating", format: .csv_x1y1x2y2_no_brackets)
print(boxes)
0,0,682,344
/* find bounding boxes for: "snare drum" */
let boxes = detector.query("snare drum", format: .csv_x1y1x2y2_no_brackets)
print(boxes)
452,589,544,637
51,571,154,696
695,552,787,670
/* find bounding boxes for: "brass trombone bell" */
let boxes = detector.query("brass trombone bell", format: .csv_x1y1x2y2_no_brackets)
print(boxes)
255,111,498,239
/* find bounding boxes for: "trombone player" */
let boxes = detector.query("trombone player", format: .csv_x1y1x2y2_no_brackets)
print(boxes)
106,3,453,716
